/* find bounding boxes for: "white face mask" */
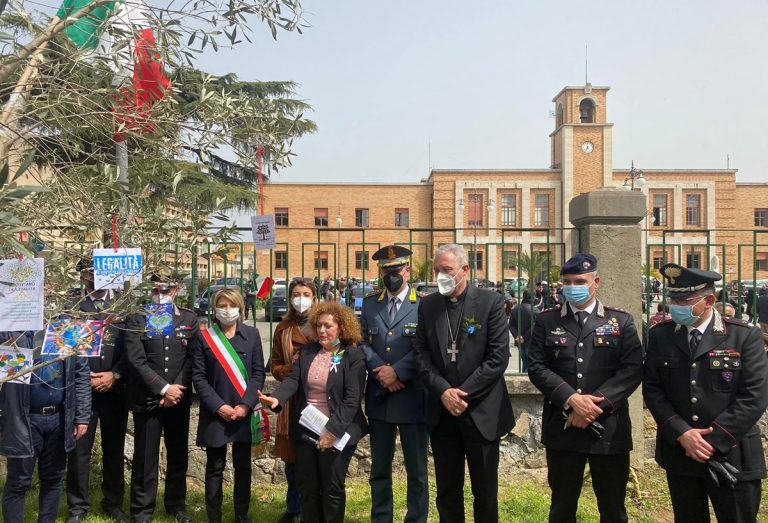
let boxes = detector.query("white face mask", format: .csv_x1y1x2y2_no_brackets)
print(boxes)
215,307,240,325
437,271,463,296
291,296,313,314
152,294,174,305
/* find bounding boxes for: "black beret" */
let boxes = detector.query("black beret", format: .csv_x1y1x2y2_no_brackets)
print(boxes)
561,253,598,276
372,245,412,269
660,263,721,297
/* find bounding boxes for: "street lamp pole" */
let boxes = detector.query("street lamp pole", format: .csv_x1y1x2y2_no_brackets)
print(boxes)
457,195,495,284
336,208,342,281
623,160,646,190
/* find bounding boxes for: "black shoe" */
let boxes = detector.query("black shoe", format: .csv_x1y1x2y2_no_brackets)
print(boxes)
276,512,299,523
104,508,130,522
66,516,85,523
172,511,192,523
235,517,252,523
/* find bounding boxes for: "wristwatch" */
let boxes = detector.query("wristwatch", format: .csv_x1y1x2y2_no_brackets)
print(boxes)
113,372,122,381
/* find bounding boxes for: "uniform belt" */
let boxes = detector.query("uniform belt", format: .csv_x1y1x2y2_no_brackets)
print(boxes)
30,405,62,415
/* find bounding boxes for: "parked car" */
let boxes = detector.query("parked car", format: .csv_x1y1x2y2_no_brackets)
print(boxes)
415,282,439,295
214,277,245,287
195,285,227,316
264,285,288,321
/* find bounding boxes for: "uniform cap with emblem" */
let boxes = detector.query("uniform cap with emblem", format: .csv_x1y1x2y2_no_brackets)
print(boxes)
76,256,93,273
660,263,721,297
372,245,412,270
561,253,598,275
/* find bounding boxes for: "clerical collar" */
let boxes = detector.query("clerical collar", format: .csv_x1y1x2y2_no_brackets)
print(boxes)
446,286,468,304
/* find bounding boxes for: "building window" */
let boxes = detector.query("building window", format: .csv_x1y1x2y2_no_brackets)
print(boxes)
275,208,289,226
685,194,701,226
355,251,369,270
314,208,328,227
686,252,701,269
469,251,483,271
275,251,287,270
652,255,664,270
579,99,594,123
502,250,518,270
757,253,768,272
556,104,564,128
652,194,668,227
355,208,369,228
755,209,768,227
395,208,409,227
534,194,549,226
314,251,328,270
501,194,516,226
467,194,484,226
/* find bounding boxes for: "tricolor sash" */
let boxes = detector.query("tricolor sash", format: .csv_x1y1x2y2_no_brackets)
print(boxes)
201,325,270,445
200,324,248,396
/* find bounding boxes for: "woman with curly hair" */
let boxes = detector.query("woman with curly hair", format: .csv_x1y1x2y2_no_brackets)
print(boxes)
258,302,368,523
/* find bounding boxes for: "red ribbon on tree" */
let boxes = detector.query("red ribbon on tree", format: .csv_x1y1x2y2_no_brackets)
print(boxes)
257,144,264,216
17,232,26,259
111,214,119,252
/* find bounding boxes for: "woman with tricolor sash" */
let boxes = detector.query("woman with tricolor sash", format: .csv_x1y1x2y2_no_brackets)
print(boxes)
271,277,318,523
193,288,266,523
258,301,368,523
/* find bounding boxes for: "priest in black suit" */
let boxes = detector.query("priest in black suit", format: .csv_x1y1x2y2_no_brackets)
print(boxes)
414,244,515,523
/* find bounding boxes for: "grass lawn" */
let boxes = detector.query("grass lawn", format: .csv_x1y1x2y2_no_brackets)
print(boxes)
10,461,768,522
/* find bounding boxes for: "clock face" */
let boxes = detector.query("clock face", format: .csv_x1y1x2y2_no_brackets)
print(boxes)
581,141,594,154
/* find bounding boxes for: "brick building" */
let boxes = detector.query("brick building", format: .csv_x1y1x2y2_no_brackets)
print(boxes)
253,83,768,285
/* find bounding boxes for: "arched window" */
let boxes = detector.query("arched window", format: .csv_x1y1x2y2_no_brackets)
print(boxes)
579,99,594,123
556,104,564,128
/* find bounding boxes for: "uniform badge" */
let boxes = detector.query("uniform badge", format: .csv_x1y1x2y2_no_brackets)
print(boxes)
551,327,567,336
712,359,721,367
560,337,567,344
721,371,734,383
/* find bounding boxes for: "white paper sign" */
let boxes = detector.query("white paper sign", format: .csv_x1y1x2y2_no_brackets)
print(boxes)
0,257,45,332
251,215,277,250
93,248,143,290
0,344,34,384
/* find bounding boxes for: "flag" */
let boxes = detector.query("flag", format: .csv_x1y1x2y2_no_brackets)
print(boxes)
256,277,273,300
57,0,118,50
101,0,170,141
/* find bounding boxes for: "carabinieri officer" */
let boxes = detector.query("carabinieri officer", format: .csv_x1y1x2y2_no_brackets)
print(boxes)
360,245,428,523
644,263,768,522
527,253,643,522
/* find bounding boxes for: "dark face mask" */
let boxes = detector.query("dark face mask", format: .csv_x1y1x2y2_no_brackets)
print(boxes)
382,272,404,293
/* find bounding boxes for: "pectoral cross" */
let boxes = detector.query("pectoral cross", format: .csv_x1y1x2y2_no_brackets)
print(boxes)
447,342,459,363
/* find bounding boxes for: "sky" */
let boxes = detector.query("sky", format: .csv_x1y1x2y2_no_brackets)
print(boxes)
197,0,768,188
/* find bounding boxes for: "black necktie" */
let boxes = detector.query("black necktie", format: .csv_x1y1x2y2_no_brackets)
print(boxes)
689,329,702,355
576,311,588,326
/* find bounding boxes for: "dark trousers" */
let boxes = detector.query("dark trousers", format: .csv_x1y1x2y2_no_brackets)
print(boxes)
66,390,128,516
2,413,67,523
129,403,190,520
545,449,629,523
294,437,356,523
284,462,302,515
204,442,251,521
430,410,500,523
369,419,429,523
667,472,762,523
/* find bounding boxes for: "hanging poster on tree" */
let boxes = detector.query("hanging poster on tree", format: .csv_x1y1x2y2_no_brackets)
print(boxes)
0,345,34,384
41,318,104,358
0,257,45,332
93,247,143,290
250,215,276,250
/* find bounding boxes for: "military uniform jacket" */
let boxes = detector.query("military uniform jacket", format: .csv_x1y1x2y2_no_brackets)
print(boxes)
360,287,426,424
643,311,768,480
528,300,643,454
124,306,199,412
414,286,515,441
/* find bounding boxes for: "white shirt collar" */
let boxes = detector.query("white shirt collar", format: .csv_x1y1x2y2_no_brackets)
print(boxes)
569,300,597,316
387,285,409,303
687,310,713,336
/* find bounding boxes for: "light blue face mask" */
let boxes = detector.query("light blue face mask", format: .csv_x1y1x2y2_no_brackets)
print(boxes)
562,284,591,306
669,303,702,326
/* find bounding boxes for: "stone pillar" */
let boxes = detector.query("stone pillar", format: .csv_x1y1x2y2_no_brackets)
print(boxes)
569,187,647,468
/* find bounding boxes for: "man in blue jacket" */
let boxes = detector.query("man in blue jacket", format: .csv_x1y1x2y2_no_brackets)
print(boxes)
360,245,428,523
0,330,91,523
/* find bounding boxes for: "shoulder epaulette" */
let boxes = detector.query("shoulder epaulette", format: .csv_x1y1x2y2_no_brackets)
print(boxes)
540,306,560,314
409,287,417,302
723,317,754,328
376,289,387,302
604,305,628,313
650,318,674,329
363,290,379,299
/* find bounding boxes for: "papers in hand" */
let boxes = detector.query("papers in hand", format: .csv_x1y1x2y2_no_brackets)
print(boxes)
299,404,351,451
